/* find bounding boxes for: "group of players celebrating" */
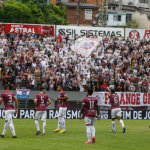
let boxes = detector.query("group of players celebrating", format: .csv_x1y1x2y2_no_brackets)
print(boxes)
0,84,125,143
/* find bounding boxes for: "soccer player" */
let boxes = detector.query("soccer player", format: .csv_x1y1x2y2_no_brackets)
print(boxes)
80,88,100,144
34,87,51,135
53,85,69,133
0,84,18,138
107,88,125,133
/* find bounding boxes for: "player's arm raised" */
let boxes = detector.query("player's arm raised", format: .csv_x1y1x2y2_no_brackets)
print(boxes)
79,104,85,120
14,96,18,114
57,94,69,100
46,99,51,106
96,105,100,121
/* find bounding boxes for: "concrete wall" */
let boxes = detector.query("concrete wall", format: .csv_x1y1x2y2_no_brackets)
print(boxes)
132,11,150,29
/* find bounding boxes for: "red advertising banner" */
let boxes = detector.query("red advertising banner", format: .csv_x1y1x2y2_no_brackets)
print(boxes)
0,23,55,36
92,92,150,106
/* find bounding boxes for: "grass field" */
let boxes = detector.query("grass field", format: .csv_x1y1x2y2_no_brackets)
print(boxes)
0,119,149,150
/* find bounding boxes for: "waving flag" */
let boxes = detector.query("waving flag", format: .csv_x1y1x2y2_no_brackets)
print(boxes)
16,89,31,98
71,38,101,57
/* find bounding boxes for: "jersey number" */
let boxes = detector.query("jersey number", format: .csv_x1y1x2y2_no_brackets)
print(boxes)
89,101,94,109
114,97,119,105
8,95,12,103
41,96,44,104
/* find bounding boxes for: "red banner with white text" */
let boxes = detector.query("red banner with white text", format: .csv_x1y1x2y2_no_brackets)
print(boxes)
92,92,150,106
0,23,55,36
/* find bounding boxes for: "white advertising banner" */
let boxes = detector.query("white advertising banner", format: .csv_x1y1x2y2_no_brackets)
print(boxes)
57,25,124,39
92,92,150,106
125,28,150,40
71,38,101,57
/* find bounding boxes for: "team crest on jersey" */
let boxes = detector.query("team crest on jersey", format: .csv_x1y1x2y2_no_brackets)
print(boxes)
22,91,27,96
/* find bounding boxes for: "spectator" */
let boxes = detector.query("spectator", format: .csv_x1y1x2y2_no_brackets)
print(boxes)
42,81,48,90
142,79,148,93
101,80,108,92
129,82,135,92
21,77,27,89
0,29,150,94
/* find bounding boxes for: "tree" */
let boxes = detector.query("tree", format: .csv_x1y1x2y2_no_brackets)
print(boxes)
0,0,67,25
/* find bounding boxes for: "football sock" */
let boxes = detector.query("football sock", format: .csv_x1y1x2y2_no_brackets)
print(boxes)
112,121,115,131
58,117,61,129
90,125,95,137
61,118,65,130
9,122,16,136
119,120,125,128
35,120,40,131
86,126,91,142
43,122,46,134
2,122,8,135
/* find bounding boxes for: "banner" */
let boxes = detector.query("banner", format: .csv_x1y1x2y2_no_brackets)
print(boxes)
125,28,150,40
0,23,55,36
16,89,30,98
92,92,150,106
0,109,150,119
71,38,101,57
57,25,124,39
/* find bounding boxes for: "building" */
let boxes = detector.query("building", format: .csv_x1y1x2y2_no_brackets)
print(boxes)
108,0,150,10
131,9,150,29
68,0,101,8
58,2,99,26
98,10,127,26
108,0,150,29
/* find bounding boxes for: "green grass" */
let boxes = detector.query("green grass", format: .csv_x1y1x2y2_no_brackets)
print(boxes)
0,119,149,150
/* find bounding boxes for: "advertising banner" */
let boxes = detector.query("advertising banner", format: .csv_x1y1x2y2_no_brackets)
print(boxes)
0,23,55,36
125,28,150,40
71,38,101,57
57,25,124,39
92,92,150,106
0,109,150,119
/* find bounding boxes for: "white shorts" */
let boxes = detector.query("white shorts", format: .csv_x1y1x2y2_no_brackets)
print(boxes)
35,111,47,121
58,107,67,118
111,108,121,118
5,110,15,123
84,117,96,125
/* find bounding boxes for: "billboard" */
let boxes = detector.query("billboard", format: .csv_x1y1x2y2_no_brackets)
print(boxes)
126,28,150,40
0,23,55,36
56,25,124,39
92,92,150,107
0,109,150,119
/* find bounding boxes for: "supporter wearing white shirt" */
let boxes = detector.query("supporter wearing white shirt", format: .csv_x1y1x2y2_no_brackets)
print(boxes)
32,62,37,68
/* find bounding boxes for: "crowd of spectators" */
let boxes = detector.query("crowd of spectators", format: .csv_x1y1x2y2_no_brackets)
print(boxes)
0,30,150,93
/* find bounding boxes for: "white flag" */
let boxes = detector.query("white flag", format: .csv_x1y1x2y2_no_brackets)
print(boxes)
71,38,101,57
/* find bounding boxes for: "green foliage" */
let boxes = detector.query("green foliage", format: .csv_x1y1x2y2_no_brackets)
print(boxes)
0,0,67,25
117,21,139,29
